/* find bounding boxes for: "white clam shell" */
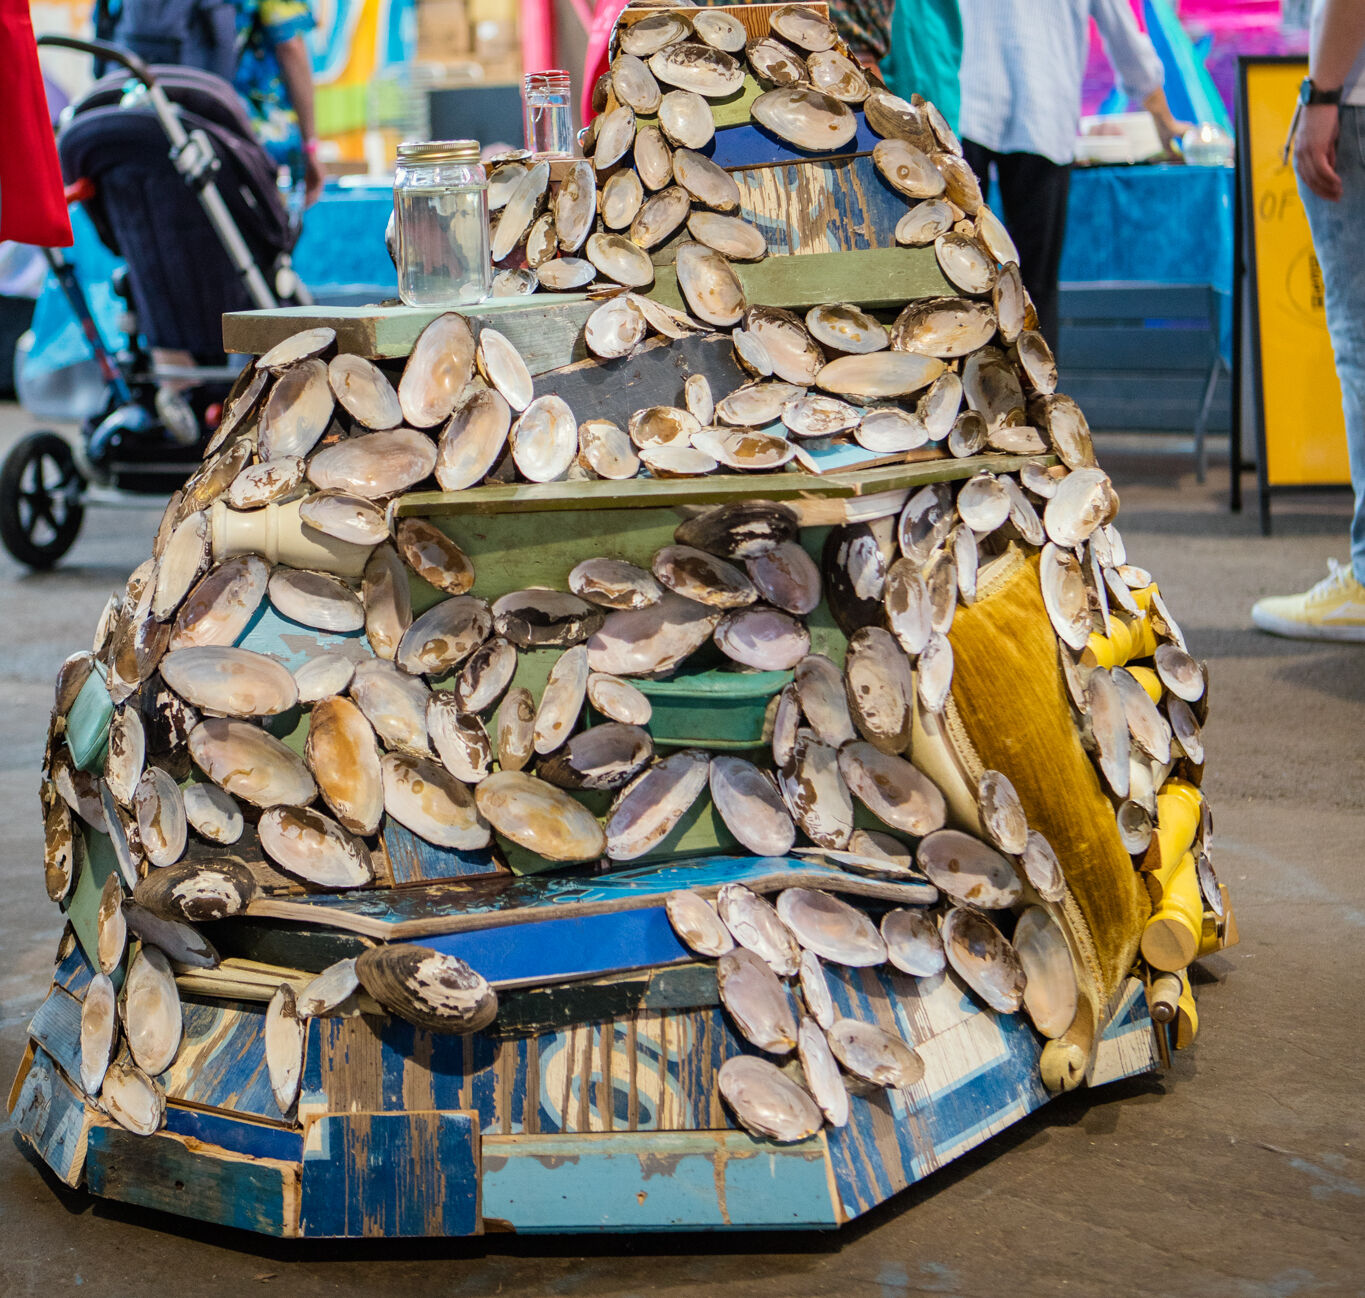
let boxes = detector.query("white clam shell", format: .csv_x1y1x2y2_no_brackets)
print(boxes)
665,889,734,958
123,945,183,1076
716,882,800,976
718,1054,822,1143
259,804,375,888
717,946,797,1054
475,770,606,862
942,906,1027,1013
917,829,1023,909
776,887,886,967
880,908,946,977
708,755,796,857
826,1018,924,1089
1013,907,1079,1039
383,752,491,851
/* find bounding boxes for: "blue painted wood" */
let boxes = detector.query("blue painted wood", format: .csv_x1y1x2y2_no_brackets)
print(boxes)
480,1131,838,1232
52,934,96,1000
157,998,291,1122
299,1111,479,1237
383,819,505,885
86,1123,297,1236
234,600,368,672
163,1105,305,1162
709,118,879,170
1088,976,1161,1087
10,1045,93,1188
26,983,83,1088
420,906,690,987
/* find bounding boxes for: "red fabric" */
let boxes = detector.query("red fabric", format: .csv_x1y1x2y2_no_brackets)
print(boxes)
581,0,630,125
0,0,74,247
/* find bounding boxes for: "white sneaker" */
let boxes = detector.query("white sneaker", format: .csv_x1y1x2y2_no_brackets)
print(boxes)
1251,560,1365,642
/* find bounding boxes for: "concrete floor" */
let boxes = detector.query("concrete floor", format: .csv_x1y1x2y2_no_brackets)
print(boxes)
0,410,1360,1298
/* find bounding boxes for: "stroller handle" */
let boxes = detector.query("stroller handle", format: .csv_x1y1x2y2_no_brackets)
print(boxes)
36,34,155,87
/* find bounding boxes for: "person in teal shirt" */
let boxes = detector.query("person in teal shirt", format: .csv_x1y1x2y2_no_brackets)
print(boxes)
880,0,964,131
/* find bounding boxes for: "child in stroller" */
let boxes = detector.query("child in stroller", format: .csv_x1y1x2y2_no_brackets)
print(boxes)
0,35,307,568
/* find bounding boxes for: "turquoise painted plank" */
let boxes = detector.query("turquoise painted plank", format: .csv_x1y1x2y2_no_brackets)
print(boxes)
62,827,120,977
235,600,368,672
52,935,96,1000
163,1105,305,1162
299,1111,479,1237
382,820,505,885
480,1131,838,1232
86,1123,296,1236
26,983,84,1089
10,1046,93,1188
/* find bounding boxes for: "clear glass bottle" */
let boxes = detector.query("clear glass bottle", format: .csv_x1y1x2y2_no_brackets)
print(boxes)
392,140,492,308
523,70,575,159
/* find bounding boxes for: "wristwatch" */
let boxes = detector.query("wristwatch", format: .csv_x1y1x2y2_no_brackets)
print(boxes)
1300,77,1343,105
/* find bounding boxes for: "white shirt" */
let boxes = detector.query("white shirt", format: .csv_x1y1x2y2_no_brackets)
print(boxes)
958,0,1166,165
1311,0,1365,105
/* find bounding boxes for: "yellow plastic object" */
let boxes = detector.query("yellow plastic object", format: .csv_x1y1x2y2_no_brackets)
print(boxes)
1175,971,1198,1049
1131,582,1159,612
1142,849,1202,972
1126,665,1163,704
1083,610,1158,669
1154,778,1203,873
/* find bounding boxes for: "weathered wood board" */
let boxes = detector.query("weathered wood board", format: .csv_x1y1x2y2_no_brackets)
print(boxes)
708,117,880,170
383,821,506,886
480,1130,840,1232
53,929,96,999
26,982,83,1088
1088,977,1161,1086
158,997,294,1122
299,1110,480,1237
85,1122,300,1236
9,1044,94,1188
163,1104,305,1162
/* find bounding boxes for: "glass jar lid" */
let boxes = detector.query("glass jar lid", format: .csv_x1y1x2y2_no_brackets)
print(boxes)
396,139,481,163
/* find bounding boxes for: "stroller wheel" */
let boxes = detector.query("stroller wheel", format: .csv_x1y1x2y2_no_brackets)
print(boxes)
0,431,86,569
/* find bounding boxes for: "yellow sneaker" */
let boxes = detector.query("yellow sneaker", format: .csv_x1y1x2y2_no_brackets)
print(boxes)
1252,560,1365,641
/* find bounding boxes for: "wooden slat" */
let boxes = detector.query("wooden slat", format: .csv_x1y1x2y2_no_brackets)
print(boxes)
163,1104,305,1161
383,821,506,885
157,997,292,1122
707,118,880,170
9,1044,94,1188
27,982,83,1088
1062,373,1232,433
1087,976,1161,1087
52,932,96,999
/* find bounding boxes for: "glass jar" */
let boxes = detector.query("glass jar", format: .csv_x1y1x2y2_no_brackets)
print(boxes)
392,140,492,308
523,70,575,159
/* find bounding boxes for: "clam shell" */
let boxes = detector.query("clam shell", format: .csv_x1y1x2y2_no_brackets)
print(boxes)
692,8,745,51
718,946,798,1053
924,549,957,635
926,100,962,153
538,722,652,791
630,184,692,250
307,696,383,834
328,353,401,429
692,427,796,472
350,658,430,753
1155,643,1205,703
586,592,720,677
587,672,652,725
648,42,745,98
105,706,146,807
805,302,888,354
1044,467,1114,548
895,197,955,246
881,908,946,977
584,295,648,360
770,4,837,51
511,394,578,483
994,261,1027,343
777,887,886,966
917,828,1022,908
827,1019,925,1089
259,804,374,888
612,51,661,114
496,686,536,771
794,653,857,747
97,874,126,974
492,161,550,257
1040,542,1091,652
684,374,714,425
1168,695,1205,765
399,313,476,428
383,751,491,850
839,741,947,837
307,428,437,499
476,327,534,412
396,595,492,677
808,48,869,102
633,126,675,193
630,404,700,449
652,544,757,608
935,231,996,295
799,950,835,1029
748,306,825,385
714,605,809,670
716,379,802,427
822,514,890,634
487,162,526,211
133,767,188,867
493,588,603,649
779,734,854,850
189,716,316,807
917,631,954,712
924,369,970,441
132,858,256,922
268,568,364,632
437,386,512,492
873,138,946,199
227,456,306,510
553,160,596,253
783,393,859,438
816,351,945,400
1037,393,1096,469
962,346,1023,433
535,257,597,291
533,644,589,755
942,906,1026,1013
936,150,982,213
718,1055,822,1142
666,889,734,957
716,882,800,975
746,540,820,615
362,543,413,661
883,558,931,656
103,788,139,889
298,490,389,546
675,241,746,326
687,210,766,263
605,748,711,860
261,358,333,460
395,518,475,596
601,168,645,229
570,558,662,611
978,769,1028,855
585,232,655,288
1021,828,1066,901
798,1018,849,1125
298,957,361,1018
1014,907,1078,1038
675,499,799,560
752,85,856,152
620,11,689,56
456,636,517,714
80,973,118,1096
152,510,211,621
949,410,987,457
1114,666,1172,763
1086,666,1131,798
163,649,297,720
746,37,806,86
122,900,219,969
265,982,305,1112
844,628,915,753
123,946,183,1076
256,325,334,371
708,755,796,856
863,87,933,147
1016,330,1058,394
771,681,801,768
43,799,76,903
475,769,606,861
659,89,715,149
100,1060,165,1136
1116,799,1154,854
579,418,641,479
892,296,998,358
355,944,497,1034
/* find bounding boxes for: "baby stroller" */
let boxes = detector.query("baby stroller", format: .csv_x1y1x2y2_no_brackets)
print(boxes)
0,35,307,568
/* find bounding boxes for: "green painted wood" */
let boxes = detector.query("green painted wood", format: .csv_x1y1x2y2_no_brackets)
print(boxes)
208,916,368,971
62,827,119,978
9,1045,94,1188
86,1122,298,1236
631,74,765,132
66,665,113,772
648,246,952,314
222,296,597,364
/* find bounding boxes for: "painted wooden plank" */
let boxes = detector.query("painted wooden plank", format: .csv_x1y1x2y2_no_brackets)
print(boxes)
163,1104,306,1161
629,74,765,134
208,915,368,974
235,600,368,675
27,982,84,1089
1088,976,1160,1087
222,295,596,362
299,1110,480,1237
383,820,506,885
157,997,292,1122
707,117,881,170
480,1131,838,1232
9,1044,94,1188
86,1122,299,1236
732,153,910,257
62,826,118,976
52,931,96,999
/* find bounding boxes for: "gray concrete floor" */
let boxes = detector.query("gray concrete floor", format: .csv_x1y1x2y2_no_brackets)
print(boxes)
0,409,1360,1298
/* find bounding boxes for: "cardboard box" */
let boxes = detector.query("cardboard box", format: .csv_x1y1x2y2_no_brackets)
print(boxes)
418,0,472,59
473,17,518,63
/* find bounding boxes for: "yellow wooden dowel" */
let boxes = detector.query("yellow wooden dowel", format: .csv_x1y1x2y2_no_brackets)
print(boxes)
1142,849,1203,972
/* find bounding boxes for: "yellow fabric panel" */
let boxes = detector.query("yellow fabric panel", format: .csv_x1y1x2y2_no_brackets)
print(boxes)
947,553,1149,998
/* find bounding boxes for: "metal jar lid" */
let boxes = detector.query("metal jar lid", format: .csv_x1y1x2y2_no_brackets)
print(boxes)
396,139,481,163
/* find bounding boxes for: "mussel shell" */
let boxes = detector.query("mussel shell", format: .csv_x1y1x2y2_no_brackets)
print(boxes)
652,544,757,608
1086,666,1132,798
152,510,211,621
297,490,389,546
227,456,306,510
260,358,333,460
122,900,219,969
978,768,1028,855
165,556,267,653
799,949,836,1028
569,558,662,610
891,296,998,358
718,945,798,1054
844,627,915,753
751,85,856,152
132,857,257,922
630,404,700,449
585,232,656,288
942,906,1027,1014
427,693,493,784
584,295,649,360
382,751,491,850
856,406,927,453
79,973,118,1096
362,542,415,662
511,394,578,483
307,428,438,499
256,325,334,372
827,1019,925,1089
100,1060,165,1136
298,957,362,1018
532,644,589,755
917,631,954,712
606,749,711,861
475,769,606,861
687,210,766,261
666,889,735,957
492,588,603,649
1155,642,1205,703
717,1054,822,1142
777,887,886,967
917,828,1023,908
708,755,796,857
1014,906,1079,1038
536,257,597,291
659,89,715,149
97,873,126,974
838,741,947,837
553,160,597,253
807,48,870,103
805,302,888,355
586,672,652,725
619,10,690,56
493,161,551,257
675,498,799,559
880,908,946,977
714,605,809,670
863,87,934,148
873,138,945,199
1020,828,1066,902
798,1017,849,1126
496,686,536,771
747,37,807,86
456,636,518,713
675,241,746,326
770,3,837,51
816,351,945,400
716,882,801,975
395,518,475,596
612,51,661,114
794,653,857,747
692,9,746,51
822,522,888,639
266,982,305,1112
715,379,802,427
476,327,534,412
355,944,497,1034
188,717,316,807
1044,467,1114,548
1040,542,1092,652
259,804,374,889
746,540,821,614
43,799,76,903
747,306,825,385
396,595,492,676
306,695,384,834
399,313,476,428
895,197,956,247
437,386,512,492
538,722,652,791
1167,695,1205,765
935,231,997,295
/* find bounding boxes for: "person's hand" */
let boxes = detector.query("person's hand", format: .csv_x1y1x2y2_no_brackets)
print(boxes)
1295,102,1343,201
1154,111,1193,156
303,149,324,208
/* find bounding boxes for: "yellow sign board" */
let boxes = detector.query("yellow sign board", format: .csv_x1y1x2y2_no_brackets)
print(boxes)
1240,57,1350,488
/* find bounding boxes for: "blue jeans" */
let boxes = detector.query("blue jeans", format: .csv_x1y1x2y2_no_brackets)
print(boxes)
1299,105,1365,583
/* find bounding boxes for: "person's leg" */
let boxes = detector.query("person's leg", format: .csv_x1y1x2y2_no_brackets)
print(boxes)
989,151,1071,352
1252,106,1365,639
